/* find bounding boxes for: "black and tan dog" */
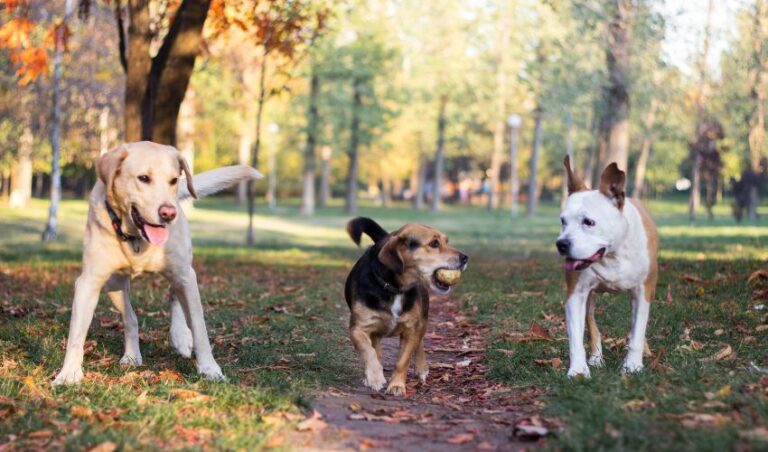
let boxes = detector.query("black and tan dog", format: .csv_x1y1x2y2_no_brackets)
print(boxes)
345,217,468,396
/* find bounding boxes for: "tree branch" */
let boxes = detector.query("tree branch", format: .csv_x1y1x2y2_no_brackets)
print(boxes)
114,0,128,73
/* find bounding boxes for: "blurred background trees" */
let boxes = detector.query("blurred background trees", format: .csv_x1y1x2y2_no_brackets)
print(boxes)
2,0,768,238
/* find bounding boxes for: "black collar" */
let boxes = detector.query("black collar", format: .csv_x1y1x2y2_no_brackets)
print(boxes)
372,262,402,295
105,201,142,251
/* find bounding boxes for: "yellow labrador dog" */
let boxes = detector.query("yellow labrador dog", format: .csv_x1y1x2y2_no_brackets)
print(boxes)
54,141,261,385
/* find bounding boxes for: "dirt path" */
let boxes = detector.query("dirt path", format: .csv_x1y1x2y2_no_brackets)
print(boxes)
292,294,549,451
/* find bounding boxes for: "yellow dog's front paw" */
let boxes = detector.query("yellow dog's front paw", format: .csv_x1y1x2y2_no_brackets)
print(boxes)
385,381,406,396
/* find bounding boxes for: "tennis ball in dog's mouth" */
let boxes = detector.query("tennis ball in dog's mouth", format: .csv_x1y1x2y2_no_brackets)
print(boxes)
435,268,462,286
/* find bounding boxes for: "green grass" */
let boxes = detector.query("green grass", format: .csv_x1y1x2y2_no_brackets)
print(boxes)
1,196,767,450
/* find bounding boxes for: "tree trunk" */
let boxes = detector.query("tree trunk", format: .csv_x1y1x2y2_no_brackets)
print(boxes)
42,0,75,242
267,129,277,210
509,121,520,217
318,145,332,207
488,23,509,211
124,0,211,145
632,99,657,198
747,0,767,221
602,0,633,172
345,76,363,215
178,87,196,210
526,106,543,218
9,119,33,209
560,111,574,208
415,153,427,210
689,0,714,225
236,126,252,205
246,56,268,245
431,95,447,213
300,68,319,216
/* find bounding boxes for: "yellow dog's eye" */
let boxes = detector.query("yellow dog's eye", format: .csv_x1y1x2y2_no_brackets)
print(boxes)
138,175,151,184
429,239,440,249
170,178,178,186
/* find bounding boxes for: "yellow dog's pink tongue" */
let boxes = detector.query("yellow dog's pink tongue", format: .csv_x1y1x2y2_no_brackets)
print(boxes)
143,224,168,246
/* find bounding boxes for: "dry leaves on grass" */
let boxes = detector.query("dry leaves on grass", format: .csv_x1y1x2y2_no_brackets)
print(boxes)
533,358,562,369
670,412,733,429
505,322,553,343
87,441,117,452
747,270,768,284
623,399,656,412
169,388,212,402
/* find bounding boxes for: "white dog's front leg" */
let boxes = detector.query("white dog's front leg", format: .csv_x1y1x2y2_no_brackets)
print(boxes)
169,294,194,358
624,291,650,374
172,270,225,381
54,273,108,385
565,293,590,378
105,274,142,366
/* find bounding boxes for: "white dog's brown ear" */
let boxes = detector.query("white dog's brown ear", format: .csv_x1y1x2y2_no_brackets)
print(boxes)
564,155,587,194
599,163,626,209
178,155,198,199
97,146,129,203
378,235,405,274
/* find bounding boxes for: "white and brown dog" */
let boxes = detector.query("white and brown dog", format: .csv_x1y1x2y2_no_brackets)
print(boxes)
54,141,261,385
557,156,658,378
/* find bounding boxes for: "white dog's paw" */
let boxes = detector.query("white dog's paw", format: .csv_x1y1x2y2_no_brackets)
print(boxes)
119,353,143,367
622,359,644,375
567,365,591,379
364,367,386,391
170,324,194,358
53,367,84,386
197,361,226,382
588,354,605,368
417,369,429,383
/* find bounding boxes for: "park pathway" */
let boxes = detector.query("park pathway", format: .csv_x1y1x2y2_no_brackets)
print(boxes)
292,293,550,451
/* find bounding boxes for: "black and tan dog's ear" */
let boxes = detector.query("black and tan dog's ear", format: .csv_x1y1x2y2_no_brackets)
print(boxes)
97,145,129,204
378,235,405,274
599,162,626,210
178,154,198,199
564,155,587,194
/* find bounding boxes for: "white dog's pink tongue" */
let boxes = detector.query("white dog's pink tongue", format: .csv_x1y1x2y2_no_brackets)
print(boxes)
143,224,168,246
565,259,580,272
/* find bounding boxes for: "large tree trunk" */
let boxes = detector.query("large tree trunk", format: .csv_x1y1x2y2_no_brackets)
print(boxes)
526,106,543,218
431,95,447,213
9,118,33,209
300,68,319,216
124,0,211,145
318,145,332,207
632,99,657,198
345,77,363,215
747,0,767,221
601,0,633,172
42,0,75,242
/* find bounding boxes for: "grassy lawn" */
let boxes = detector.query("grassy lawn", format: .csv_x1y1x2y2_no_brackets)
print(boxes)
1,196,768,450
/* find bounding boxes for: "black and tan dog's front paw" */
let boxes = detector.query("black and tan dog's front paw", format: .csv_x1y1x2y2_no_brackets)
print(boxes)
386,380,406,396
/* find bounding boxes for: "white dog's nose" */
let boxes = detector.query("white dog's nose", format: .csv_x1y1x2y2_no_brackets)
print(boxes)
556,239,571,255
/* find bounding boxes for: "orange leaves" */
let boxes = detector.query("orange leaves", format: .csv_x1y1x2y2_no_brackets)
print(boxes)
0,17,35,48
10,47,48,85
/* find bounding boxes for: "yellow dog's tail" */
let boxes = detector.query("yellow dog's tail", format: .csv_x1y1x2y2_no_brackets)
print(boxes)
178,165,262,201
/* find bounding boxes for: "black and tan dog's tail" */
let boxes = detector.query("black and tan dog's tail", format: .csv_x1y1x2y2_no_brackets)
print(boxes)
347,217,388,246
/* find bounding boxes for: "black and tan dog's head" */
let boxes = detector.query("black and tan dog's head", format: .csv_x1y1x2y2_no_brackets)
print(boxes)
378,224,468,294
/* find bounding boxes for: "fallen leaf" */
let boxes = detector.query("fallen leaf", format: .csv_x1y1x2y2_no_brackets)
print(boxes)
170,388,212,402
623,399,655,412
88,441,117,452
153,370,183,383
748,270,768,284
682,273,704,283
447,433,474,444
493,349,515,357
715,385,731,398
297,410,327,432
27,429,53,439
527,322,552,341
675,412,732,428
699,345,733,362
756,325,768,332
349,402,362,411
739,427,768,442
70,405,93,418
477,441,495,450
533,358,562,369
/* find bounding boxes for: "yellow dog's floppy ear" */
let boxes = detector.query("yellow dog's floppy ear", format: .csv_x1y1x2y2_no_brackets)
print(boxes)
97,146,129,205
378,234,405,274
599,162,626,210
178,154,198,199
563,155,587,194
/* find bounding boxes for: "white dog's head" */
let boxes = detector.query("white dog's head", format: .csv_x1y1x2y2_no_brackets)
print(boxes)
556,156,628,271
97,141,197,246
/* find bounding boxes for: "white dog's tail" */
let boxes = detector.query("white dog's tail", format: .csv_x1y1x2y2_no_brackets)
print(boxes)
178,165,263,200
